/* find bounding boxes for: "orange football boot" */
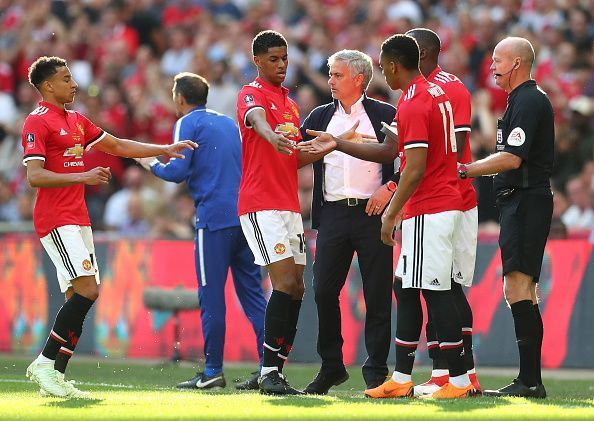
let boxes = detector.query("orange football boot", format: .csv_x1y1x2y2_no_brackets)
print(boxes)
364,379,414,399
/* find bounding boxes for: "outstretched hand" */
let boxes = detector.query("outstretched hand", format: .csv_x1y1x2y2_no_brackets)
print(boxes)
269,133,297,155
337,121,377,143
163,140,198,159
299,121,376,155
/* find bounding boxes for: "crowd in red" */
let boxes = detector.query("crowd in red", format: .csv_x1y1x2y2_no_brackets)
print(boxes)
0,0,593,239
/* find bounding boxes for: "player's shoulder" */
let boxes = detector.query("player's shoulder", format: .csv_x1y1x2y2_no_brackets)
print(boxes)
23,107,51,129
239,80,264,94
27,104,52,119
433,72,470,96
400,81,434,110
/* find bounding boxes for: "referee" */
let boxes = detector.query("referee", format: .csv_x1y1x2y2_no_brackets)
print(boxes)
458,37,553,398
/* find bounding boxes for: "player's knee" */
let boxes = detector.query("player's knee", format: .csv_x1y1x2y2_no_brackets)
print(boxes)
73,276,99,301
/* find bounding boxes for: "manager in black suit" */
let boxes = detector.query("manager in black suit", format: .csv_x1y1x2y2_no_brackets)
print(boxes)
300,50,398,394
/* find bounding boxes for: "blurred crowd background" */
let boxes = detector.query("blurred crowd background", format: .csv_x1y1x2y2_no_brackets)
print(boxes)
1,0,594,240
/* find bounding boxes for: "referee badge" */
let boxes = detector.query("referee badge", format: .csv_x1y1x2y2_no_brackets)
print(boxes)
274,243,286,255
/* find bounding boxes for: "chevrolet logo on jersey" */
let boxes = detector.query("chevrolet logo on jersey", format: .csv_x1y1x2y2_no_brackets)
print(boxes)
274,122,299,138
64,143,85,158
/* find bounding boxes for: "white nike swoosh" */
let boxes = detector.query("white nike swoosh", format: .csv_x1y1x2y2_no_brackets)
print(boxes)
195,376,222,388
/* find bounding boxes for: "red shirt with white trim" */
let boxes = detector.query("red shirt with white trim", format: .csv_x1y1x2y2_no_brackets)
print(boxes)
395,74,462,219
428,66,477,211
21,101,105,237
236,77,301,215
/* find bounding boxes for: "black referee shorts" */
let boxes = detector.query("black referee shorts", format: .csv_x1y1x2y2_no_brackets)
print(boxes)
496,188,553,282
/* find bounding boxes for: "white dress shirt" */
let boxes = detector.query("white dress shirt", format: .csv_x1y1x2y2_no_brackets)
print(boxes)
323,96,382,201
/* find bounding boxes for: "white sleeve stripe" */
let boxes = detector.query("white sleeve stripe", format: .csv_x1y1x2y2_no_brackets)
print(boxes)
454,127,471,133
403,143,429,150
173,119,182,143
244,106,265,128
85,131,107,151
22,156,46,165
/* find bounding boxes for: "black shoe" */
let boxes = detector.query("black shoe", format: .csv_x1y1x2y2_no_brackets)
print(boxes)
258,371,304,395
176,372,226,390
235,371,259,390
303,369,349,395
483,378,546,399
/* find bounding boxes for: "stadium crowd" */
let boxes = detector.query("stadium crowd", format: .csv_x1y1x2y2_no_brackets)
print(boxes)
1,0,594,239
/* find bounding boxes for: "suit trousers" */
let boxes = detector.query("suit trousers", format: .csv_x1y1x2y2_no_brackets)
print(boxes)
313,201,393,386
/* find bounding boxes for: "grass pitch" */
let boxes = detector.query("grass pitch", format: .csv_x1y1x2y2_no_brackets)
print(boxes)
0,356,592,420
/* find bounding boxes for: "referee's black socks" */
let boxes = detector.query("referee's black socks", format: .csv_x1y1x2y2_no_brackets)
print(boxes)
262,290,291,372
534,303,544,384
511,300,539,387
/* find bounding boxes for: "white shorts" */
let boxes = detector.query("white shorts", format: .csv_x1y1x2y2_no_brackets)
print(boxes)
239,210,306,266
40,225,100,293
452,206,478,287
395,210,462,291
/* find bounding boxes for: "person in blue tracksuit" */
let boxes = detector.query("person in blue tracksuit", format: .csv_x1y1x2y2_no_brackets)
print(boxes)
137,72,266,390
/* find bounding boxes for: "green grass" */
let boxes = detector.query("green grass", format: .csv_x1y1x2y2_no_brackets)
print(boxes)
0,356,592,420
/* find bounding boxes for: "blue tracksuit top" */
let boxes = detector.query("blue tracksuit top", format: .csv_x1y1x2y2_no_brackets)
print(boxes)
151,106,241,231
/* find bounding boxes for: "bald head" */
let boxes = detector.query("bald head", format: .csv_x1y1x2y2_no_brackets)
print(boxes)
495,37,535,68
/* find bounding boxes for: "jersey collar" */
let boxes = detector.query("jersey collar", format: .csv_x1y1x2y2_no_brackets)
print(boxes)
427,65,442,81
39,101,67,115
256,77,288,96
403,73,426,93
509,80,536,100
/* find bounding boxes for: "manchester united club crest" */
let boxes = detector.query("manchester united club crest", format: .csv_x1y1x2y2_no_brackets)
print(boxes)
274,243,286,255
82,259,92,271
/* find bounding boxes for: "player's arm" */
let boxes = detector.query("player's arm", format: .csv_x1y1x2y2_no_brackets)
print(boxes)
381,147,427,245
136,117,195,183
136,148,192,184
246,108,296,155
297,111,335,167
455,131,467,161
300,121,397,164
94,133,197,159
26,159,111,188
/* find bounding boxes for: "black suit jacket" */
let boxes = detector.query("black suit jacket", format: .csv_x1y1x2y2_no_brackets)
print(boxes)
300,95,397,229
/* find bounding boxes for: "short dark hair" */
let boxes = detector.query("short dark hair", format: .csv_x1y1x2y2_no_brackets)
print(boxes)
381,34,420,71
28,56,68,89
252,30,287,56
173,72,209,106
406,28,441,56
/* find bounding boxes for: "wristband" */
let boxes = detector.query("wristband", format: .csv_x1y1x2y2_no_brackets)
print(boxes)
386,180,397,192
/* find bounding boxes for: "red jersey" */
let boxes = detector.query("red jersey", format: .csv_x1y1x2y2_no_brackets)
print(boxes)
236,77,301,215
428,66,477,211
21,101,105,237
395,75,462,219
